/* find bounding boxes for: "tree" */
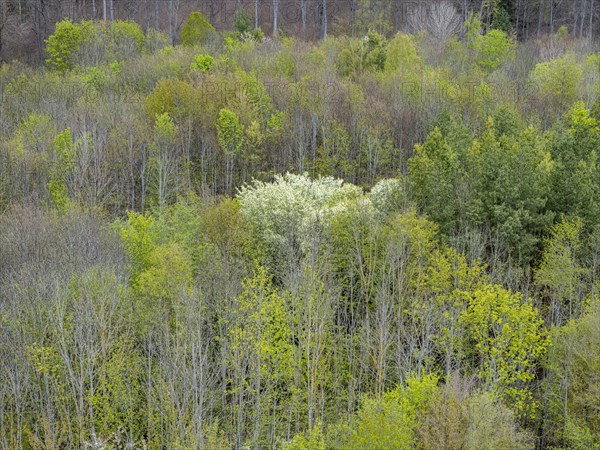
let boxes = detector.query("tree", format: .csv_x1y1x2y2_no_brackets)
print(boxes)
45,19,95,73
409,127,462,235
530,55,584,112
327,374,438,450
238,173,361,279
536,218,589,326
471,28,515,72
150,112,178,210
48,129,75,211
216,108,245,194
547,102,600,226
544,300,600,447
180,12,216,47
224,266,294,448
461,284,547,418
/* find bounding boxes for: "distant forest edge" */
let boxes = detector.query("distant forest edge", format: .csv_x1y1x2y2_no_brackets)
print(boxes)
1,0,599,63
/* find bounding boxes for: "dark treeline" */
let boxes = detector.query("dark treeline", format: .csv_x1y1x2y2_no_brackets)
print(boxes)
1,0,600,63
1,6,600,450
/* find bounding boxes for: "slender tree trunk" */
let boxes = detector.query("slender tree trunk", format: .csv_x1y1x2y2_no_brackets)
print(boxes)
580,0,587,37
321,0,328,39
169,0,174,44
145,0,150,32
589,0,595,40
273,0,279,35
538,0,544,35
301,0,307,37
255,0,260,29
103,0,106,21
154,0,159,30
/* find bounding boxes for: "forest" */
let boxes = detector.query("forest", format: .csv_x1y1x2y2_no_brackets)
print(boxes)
0,1,600,449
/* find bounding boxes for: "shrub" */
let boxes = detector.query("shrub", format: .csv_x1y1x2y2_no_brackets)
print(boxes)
180,12,216,47
190,53,214,72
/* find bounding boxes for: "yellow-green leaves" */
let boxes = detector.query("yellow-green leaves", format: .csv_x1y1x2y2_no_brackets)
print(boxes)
45,19,95,74
471,29,515,73
216,108,244,157
536,218,588,325
461,284,547,417
180,12,216,47
530,55,583,110
328,374,438,450
48,128,75,211
190,53,214,72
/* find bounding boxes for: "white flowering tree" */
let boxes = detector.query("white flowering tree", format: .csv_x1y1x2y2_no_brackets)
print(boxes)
237,173,362,278
369,178,406,219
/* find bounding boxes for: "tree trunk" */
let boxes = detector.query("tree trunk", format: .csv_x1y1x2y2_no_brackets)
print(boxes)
255,0,260,29
321,0,328,39
154,0,159,30
273,0,279,35
301,0,307,37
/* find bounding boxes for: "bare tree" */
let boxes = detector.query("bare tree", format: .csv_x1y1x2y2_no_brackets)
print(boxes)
407,1,462,43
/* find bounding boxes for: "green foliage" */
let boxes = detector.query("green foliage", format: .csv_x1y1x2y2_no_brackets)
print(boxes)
461,284,547,417
327,374,438,449
536,218,588,325
548,102,600,225
409,127,461,234
48,128,75,211
190,53,214,72
544,300,600,447
234,10,253,35
180,12,216,47
117,211,157,285
491,6,513,34
145,77,197,120
338,31,388,76
106,20,145,60
225,266,295,446
467,120,554,262
471,29,515,72
283,422,326,450
531,55,583,110
136,242,193,300
45,19,95,73
465,12,482,45
419,380,534,450
216,108,244,156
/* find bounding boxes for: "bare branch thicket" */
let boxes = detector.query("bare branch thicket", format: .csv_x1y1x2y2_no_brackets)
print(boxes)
407,1,462,43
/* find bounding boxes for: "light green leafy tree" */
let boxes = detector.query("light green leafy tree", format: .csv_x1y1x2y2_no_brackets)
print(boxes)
530,56,583,111
45,19,95,73
327,374,438,450
225,266,294,448
544,300,600,448
48,129,75,211
536,218,589,326
471,29,515,72
461,284,547,418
